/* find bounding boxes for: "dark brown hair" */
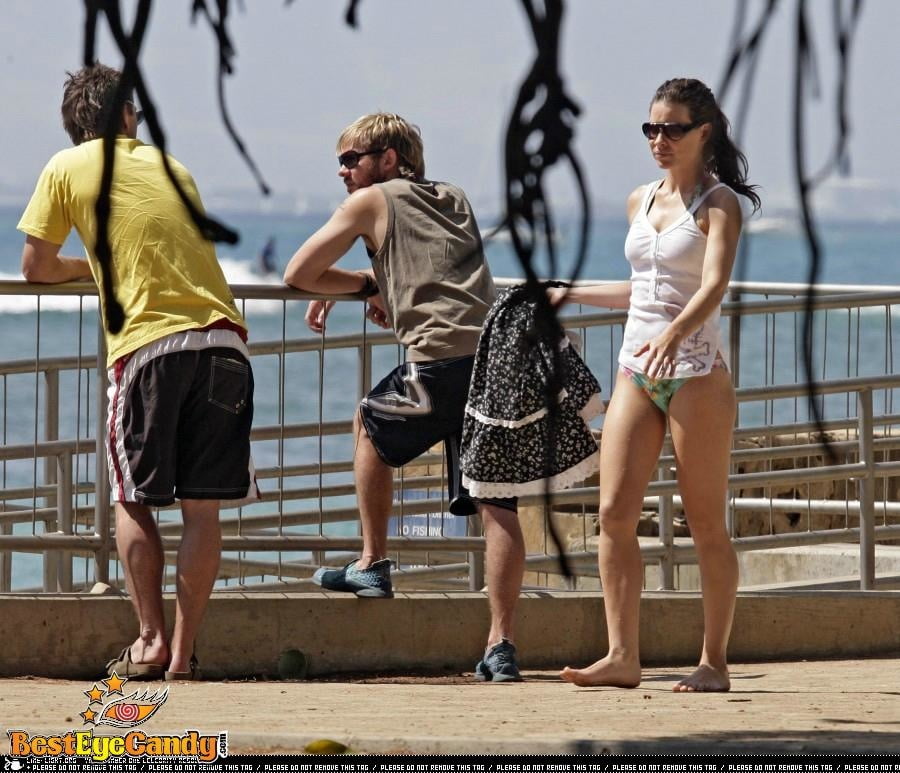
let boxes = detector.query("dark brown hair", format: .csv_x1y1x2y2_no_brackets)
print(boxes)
61,64,123,145
653,78,761,212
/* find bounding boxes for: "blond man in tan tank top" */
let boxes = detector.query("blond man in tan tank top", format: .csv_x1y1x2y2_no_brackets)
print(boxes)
284,113,526,682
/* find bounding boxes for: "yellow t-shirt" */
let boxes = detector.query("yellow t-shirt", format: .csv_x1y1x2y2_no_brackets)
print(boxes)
18,137,246,365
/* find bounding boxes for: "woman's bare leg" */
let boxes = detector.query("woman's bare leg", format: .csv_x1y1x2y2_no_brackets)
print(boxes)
668,368,738,692
561,375,666,687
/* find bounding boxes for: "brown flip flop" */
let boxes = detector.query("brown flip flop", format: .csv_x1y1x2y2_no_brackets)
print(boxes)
105,646,165,680
165,654,201,682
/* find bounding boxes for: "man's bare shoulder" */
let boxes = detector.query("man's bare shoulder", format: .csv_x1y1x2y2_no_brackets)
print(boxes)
347,185,386,207
338,185,387,218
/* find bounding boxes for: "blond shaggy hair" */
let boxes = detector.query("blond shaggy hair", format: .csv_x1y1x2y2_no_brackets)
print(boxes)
337,113,425,180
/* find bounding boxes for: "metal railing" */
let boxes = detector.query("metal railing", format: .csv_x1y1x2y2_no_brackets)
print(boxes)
1,278,899,593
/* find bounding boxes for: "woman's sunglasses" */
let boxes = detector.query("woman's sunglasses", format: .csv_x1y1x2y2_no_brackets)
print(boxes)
641,121,700,141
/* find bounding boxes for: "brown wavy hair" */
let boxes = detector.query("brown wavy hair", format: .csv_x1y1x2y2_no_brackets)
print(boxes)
61,63,123,146
653,78,761,212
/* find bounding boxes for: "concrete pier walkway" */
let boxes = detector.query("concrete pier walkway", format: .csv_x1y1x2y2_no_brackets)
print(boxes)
2,658,899,755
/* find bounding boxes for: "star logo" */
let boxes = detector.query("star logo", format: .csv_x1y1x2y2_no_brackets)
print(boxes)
102,672,125,695
83,684,105,704
80,672,168,729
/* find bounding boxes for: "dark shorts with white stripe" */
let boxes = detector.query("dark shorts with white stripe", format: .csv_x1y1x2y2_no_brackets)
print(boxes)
109,347,254,506
358,354,517,515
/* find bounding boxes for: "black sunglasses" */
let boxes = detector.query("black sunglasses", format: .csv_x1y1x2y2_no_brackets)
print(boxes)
337,148,387,169
642,121,700,141
125,100,144,126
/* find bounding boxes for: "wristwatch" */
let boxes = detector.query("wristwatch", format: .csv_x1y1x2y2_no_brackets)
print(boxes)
358,273,380,298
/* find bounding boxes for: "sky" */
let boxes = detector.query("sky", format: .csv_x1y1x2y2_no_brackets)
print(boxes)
2,1,898,219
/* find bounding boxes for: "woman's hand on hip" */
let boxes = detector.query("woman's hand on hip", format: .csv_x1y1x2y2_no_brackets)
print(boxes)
634,331,683,380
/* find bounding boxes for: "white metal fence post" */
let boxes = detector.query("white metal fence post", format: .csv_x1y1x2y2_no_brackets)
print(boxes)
93,325,111,586
857,387,876,589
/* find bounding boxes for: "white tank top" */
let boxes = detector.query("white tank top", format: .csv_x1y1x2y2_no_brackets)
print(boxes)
618,179,736,378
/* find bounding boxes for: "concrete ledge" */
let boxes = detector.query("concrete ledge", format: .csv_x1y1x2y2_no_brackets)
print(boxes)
743,573,900,591
1,590,898,679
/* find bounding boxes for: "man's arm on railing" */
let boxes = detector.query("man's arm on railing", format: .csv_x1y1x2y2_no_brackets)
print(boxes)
21,235,92,284
285,187,391,334
283,189,380,296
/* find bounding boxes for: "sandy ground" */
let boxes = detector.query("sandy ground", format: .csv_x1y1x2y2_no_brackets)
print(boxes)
1,658,899,755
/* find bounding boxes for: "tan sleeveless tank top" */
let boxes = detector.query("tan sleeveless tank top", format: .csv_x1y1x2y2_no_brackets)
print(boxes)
370,177,496,362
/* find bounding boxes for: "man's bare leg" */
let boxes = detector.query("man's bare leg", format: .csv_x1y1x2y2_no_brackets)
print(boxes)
481,504,525,648
353,410,394,569
560,377,665,688
169,499,221,675
115,502,169,667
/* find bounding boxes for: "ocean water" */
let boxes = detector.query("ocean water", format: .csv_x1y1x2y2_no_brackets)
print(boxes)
1,202,899,589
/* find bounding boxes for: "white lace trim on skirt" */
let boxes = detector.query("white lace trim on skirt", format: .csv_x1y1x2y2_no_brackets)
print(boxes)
462,448,600,499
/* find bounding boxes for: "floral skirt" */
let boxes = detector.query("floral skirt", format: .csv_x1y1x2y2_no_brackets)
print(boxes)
460,284,603,499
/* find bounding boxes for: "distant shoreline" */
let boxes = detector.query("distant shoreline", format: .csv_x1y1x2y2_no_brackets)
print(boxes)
1,201,898,229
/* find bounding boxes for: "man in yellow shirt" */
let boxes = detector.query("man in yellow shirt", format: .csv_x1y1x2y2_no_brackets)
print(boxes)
18,64,256,681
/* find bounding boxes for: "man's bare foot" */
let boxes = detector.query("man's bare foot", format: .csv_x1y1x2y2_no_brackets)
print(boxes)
560,656,641,688
673,663,730,692
130,637,169,667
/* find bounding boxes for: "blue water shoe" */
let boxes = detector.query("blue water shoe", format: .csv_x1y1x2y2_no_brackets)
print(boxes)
475,638,523,682
312,558,393,598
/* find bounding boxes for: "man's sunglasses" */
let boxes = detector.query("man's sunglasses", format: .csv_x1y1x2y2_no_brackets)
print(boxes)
125,100,144,126
641,121,700,141
337,148,386,169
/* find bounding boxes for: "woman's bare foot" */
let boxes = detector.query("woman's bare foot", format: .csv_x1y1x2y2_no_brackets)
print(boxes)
560,656,641,688
673,663,730,692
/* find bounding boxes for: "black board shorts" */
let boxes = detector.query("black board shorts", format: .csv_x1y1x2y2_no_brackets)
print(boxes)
359,355,517,515
107,333,256,507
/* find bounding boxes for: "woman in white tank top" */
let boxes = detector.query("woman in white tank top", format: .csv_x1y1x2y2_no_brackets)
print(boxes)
552,78,760,692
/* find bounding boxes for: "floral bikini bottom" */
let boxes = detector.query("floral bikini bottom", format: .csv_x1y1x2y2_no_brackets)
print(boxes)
622,352,728,414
